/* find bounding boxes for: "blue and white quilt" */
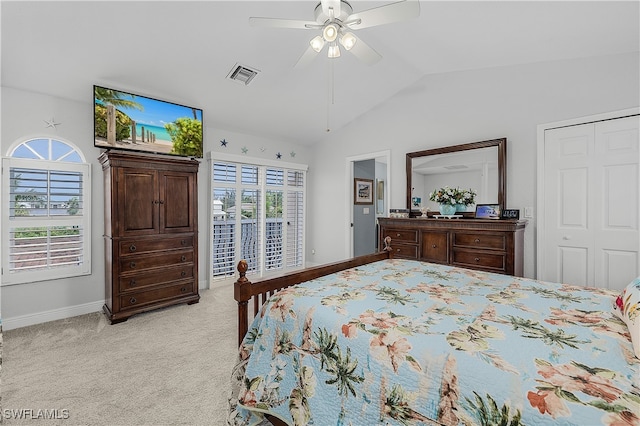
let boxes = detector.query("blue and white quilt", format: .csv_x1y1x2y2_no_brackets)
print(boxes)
228,259,639,425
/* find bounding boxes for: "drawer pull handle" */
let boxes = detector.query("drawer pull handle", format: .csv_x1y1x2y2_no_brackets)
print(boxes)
396,248,401,252
181,287,187,293
130,297,137,304
475,257,480,262
474,239,480,243
396,233,401,237
432,244,437,248
130,262,136,269
181,271,186,277
129,244,136,252
129,279,136,287
181,255,187,262
181,239,186,245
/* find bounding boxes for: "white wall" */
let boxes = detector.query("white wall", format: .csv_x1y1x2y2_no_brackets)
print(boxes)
0,86,311,329
306,52,640,278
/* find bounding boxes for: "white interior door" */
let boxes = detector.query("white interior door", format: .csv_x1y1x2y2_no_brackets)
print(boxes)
543,124,595,286
593,117,639,289
542,115,639,290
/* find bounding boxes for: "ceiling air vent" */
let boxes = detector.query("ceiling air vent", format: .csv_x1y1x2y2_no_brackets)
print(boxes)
227,63,259,85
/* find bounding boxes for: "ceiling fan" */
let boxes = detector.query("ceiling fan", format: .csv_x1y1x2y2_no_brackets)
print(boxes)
249,0,420,67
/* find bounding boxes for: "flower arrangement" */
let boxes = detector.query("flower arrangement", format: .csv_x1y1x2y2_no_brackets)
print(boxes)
429,187,476,206
429,186,458,205
458,188,477,206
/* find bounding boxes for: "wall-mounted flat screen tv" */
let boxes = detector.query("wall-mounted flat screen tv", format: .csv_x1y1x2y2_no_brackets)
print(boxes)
94,85,203,158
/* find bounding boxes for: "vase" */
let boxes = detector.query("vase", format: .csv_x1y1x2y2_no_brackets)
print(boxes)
456,204,467,213
439,203,457,215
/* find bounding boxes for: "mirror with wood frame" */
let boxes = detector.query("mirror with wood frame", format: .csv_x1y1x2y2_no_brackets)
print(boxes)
406,138,506,217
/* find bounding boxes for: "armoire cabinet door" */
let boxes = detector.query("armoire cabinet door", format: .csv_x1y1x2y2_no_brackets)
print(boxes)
159,171,196,233
117,168,159,236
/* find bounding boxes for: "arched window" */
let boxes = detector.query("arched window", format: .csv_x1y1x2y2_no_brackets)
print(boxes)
2,138,91,285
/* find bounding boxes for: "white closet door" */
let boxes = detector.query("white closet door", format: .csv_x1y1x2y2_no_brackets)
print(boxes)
594,117,639,289
543,124,595,287
543,115,639,290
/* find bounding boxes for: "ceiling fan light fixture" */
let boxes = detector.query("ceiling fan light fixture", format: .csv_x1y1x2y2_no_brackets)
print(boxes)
327,43,341,58
322,24,338,42
339,32,357,50
310,35,325,52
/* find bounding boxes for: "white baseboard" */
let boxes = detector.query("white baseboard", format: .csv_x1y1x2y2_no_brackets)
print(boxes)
2,300,104,331
3,283,208,330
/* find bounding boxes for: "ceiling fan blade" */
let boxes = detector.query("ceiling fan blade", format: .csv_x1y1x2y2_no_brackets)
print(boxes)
347,0,420,30
249,17,319,30
348,35,382,66
294,45,319,69
321,0,342,20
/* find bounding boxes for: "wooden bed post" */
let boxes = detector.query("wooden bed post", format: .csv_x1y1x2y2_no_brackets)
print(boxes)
234,259,251,347
383,236,392,255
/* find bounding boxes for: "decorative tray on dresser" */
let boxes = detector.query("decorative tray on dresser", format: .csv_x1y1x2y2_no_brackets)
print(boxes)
378,217,527,277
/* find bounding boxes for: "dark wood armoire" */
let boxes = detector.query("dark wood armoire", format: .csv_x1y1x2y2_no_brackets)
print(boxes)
100,151,200,324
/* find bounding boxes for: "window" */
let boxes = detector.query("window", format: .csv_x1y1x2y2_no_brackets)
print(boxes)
2,138,91,285
210,155,306,280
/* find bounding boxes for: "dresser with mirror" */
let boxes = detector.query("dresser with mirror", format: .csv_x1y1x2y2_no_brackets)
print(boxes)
379,138,527,276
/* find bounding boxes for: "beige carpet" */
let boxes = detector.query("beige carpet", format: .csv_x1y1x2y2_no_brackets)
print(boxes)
2,283,238,425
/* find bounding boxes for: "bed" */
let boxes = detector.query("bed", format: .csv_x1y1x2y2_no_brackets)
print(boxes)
228,240,639,426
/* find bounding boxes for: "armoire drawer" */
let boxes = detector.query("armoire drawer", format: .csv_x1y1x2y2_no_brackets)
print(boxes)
385,228,418,244
120,281,196,310
119,250,193,272
118,264,195,293
119,236,194,256
453,233,505,251
452,249,506,271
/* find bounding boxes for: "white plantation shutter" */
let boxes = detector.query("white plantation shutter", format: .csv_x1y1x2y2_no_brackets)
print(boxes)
210,156,306,280
241,188,261,273
286,170,304,268
211,185,236,278
265,189,283,271
2,138,91,285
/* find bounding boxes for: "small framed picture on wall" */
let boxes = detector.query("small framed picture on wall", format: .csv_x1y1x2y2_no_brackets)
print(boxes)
354,178,374,205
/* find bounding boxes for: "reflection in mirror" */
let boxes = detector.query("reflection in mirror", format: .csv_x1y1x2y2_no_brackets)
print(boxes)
376,179,385,214
412,146,498,211
406,138,506,215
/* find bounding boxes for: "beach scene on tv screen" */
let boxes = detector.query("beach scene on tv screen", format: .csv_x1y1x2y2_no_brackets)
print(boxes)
94,86,203,157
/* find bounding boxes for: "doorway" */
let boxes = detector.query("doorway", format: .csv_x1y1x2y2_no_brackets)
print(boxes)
346,151,390,257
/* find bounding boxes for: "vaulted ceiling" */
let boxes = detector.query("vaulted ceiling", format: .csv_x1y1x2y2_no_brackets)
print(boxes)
2,1,638,145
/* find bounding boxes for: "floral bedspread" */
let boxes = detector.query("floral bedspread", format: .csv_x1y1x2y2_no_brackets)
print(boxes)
228,259,639,426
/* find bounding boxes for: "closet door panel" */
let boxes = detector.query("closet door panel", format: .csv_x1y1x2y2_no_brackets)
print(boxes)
594,116,639,290
543,115,639,290
543,125,595,286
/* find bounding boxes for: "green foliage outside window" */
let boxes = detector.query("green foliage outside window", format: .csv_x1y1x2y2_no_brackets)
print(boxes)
66,197,80,215
14,227,80,239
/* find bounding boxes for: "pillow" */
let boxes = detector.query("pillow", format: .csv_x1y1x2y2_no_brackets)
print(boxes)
613,277,640,359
